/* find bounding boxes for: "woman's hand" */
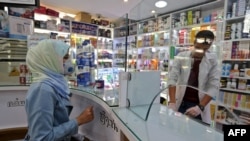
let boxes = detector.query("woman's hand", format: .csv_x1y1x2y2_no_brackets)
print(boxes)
76,106,94,125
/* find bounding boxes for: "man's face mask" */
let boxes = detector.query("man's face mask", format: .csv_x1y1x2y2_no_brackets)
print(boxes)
63,59,75,75
195,38,213,45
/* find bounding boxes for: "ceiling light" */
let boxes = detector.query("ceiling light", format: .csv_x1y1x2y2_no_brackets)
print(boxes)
151,10,156,14
155,1,167,8
124,0,128,2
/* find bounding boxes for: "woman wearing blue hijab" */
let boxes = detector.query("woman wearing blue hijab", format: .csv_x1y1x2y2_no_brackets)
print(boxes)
24,39,94,141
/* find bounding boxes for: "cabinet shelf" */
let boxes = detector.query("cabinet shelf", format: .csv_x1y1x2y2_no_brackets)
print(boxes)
221,76,250,80
174,44,193,47
217,102,250,113
0,58,26,62
0,37,27,42
97,59,113,62
113,35,137,40
137,46,169,49
225,15,245,22
97,36,112,40
137,30,170,36
172,22,218,30
223,38,250,42
34,28,70,35
34,12,61,20
215,119,230,125
223,59,250,61
220,88,250,94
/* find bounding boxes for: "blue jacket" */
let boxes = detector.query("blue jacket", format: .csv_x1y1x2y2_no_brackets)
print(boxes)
24,82,78,141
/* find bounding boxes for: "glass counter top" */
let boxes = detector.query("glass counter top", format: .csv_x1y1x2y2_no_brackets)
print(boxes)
113,104,223,141
69,86,119,107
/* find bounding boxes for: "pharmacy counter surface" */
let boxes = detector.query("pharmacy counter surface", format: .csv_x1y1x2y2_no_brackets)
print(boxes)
113,104,224,141
0,85,223,141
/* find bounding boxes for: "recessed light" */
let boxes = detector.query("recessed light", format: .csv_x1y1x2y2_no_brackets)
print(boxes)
155,1,167,8
124,0,128,2
151,10,156,14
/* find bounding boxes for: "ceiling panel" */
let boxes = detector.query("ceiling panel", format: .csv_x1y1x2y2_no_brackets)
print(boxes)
40,0,218,21
40,0,142,20
129,0,217,20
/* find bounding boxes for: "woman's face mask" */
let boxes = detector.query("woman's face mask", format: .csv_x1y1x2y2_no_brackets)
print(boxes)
63,59,75,75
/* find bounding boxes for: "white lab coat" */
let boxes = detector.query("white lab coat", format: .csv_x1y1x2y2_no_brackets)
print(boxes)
168,50,220,124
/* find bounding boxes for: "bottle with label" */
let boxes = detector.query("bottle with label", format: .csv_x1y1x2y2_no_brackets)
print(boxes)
232,63,239,77
239,62,247,77
231,78,237,89
227,78,231,88
238,79,247,90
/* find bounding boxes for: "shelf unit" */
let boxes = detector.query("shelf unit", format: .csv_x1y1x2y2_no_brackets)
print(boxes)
0,37,29,84
170,0,224,59
2,1,250,125
216,0,250,129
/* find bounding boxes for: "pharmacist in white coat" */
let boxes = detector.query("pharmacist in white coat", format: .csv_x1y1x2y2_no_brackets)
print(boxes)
168,30,220,124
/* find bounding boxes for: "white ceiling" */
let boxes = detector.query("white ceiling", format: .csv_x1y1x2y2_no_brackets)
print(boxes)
40,0,216,21
40,0,142,20
129,0,217,20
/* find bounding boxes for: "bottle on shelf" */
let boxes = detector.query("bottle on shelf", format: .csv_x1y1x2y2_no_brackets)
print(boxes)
243,0,250,38
239,62,247,77
231,78,237,89
238,79,247,90
230,63,239,77
227,78,231,88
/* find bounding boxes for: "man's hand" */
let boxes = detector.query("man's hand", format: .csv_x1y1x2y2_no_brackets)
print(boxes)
168,103,177,111
184,105,202,117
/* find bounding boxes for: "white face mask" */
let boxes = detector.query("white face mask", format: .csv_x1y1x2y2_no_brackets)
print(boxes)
63,59,75,75
194,49,204,53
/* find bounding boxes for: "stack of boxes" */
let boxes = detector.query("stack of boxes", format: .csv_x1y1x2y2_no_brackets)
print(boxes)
229,0,247,18
219,92,250,110
237,0,247,16
225,22,244,40
19,63,32,85
158,16,171,31
58,19,70,32
173,9,223,28
222,41,250,60
76,40,96,87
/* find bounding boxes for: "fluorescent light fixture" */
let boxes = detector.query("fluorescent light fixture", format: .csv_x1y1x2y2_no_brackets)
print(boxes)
155,1,167,8
151,10,156,14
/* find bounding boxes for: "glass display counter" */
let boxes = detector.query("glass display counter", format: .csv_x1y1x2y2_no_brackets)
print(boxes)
113,85,223,141
113,104,223,141
69,85,119,107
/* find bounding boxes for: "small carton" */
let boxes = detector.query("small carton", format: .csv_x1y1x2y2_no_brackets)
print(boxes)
245,68,250,78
